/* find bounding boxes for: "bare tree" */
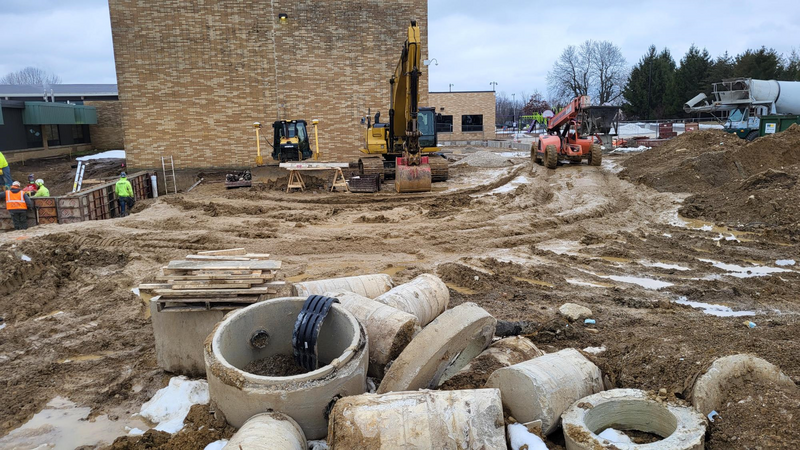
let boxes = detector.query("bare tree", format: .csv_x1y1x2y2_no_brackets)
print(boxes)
547,42,593,104
592,41,628,105
547,41,627,105
0,67,62,85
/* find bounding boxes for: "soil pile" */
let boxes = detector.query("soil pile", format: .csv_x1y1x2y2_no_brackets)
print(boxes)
620,126,800,236
107,404,235,449
453,152,515,168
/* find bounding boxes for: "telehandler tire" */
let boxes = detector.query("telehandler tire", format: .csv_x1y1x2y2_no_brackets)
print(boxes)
545,145,557,169
532,144,543,165
589,144,602,166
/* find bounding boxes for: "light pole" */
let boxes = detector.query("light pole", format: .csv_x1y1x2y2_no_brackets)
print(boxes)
512,93,516,132
490,81,497,92
449,83,454,92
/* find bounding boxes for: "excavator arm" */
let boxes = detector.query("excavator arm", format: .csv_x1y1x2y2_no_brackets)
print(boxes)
390,21,423,163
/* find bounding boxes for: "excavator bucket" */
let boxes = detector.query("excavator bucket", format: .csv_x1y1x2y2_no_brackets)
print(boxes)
395,157,432,193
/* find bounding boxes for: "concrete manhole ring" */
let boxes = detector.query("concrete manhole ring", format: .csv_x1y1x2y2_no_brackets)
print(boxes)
561,389,706,450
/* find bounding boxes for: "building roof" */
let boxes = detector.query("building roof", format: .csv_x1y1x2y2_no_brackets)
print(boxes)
0,84,118,97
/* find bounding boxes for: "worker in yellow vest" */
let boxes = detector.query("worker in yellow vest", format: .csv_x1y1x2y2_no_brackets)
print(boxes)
115,172,135,217
0,151,11,189
5,181,34,230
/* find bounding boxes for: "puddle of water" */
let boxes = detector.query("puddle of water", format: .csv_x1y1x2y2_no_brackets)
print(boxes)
672,215,754,242
598,256,632,264
598,275,673,290
536,240,580,256
674,297,756,317
566,279,613,288
0,397,150,450
381,262,416,278
643,261,690,271
776,259,796,267
512,276,554,288
445,283,479,295
698,259,794,278
471,175,529,197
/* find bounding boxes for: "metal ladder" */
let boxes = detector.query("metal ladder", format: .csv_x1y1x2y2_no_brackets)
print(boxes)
161,156,177,195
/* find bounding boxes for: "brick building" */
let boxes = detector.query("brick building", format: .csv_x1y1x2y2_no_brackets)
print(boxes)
109,0,428,169
429,91,496,142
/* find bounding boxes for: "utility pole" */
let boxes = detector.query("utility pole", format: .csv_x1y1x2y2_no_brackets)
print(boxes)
490,81,497,92
449,83,454,92
512,93,516,131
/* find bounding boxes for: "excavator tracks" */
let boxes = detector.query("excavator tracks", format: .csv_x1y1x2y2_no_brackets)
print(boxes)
359,157,386,182
428,156,449,182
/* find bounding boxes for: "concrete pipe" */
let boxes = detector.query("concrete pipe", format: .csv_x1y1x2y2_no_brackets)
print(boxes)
441,336,544,390
373,274,449,327
377,302,495,394
323,290,420,377
293,274,393,299
561,389,706,450
328,389,506,449
204,297,368,440
226,412,307,450
692,353,797,416
485,348,604,435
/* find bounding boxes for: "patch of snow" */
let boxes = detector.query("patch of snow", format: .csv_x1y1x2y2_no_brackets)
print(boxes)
611,145,650,154
663,233,672,238
712,233,739,242
496,151,528,158
308,440,329,450
598,275,673,290
76,150,126,161
699,259,793,278
643,261,690,271
598,428,633,444
566,279,609,288
21,254,31,262
139,376,209,434
0,323,6,331
477,175,529,196
128,428,146,436
583,346,606,355
508,423,547,450
204,440,228,450
776,259,796,266
131,288,140,296
674,297,755,317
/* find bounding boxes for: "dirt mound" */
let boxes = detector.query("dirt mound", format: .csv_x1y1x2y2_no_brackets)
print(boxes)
453,152,515,168
621,125,800,235
107,404,234,450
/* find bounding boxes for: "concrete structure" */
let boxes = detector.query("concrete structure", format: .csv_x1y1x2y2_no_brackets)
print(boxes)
108,0,428,169
328,389,506,449
561,389,706,450
0,84,122,160
293,274,393,299
204,297,368,440
226,413,307,450
377,303,496,393
324,290,420,377
429,91,496,141
441,336,544,390
486,348,604,435
373,274,449,327
692,354,796,416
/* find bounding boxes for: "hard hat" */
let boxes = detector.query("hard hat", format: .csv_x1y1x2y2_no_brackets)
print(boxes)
36,179,44,186
12,181,21,187
120,171,127,177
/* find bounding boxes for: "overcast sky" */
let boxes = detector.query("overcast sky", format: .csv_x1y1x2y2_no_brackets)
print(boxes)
2,0,799,100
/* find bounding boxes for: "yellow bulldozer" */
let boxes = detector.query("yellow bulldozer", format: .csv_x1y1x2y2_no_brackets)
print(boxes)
358,20,448,193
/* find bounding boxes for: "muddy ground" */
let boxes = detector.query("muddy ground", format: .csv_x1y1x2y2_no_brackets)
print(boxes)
0,144,798,449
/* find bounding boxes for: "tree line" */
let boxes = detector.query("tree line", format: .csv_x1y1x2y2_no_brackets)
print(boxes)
502,43,800,122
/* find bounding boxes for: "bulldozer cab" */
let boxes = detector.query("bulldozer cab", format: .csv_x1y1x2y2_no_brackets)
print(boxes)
272,120,312,162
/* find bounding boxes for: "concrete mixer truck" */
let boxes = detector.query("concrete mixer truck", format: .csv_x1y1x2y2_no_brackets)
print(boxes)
684,78,800,140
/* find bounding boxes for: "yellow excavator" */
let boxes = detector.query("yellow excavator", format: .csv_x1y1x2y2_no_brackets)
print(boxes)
359,20,448,193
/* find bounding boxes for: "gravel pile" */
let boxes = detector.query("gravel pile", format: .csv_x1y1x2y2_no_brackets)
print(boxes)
453,152,515,168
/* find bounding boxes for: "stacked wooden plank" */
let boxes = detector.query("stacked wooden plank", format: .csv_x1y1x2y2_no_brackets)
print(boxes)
140,249,287,312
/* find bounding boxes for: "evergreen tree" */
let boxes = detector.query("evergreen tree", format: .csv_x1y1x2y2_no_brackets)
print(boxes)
733,47,784,79
665,45,712,117
784,50,800,81
622,46,676,120
706,52,735,87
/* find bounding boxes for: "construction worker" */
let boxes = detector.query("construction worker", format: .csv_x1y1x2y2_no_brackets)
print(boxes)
5,181,34,230
115,172,134,217
22,174,38,194
0,151,10,189
33,179,50,197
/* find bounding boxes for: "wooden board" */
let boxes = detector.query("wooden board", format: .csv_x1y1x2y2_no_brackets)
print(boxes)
153,287,276,296
197,248,246,256
279,162,349,169
166,260,282,270
154,275,266,282
138,283,173,291
184,255,253,261
171,283,255,290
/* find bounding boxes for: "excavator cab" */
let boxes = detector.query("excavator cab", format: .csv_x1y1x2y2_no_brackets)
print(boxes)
272,120,312,162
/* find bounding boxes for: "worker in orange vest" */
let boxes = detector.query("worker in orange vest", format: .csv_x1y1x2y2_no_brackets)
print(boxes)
5,181,34,230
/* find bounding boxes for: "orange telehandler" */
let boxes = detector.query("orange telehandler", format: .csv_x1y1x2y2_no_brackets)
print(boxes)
533,95,602,169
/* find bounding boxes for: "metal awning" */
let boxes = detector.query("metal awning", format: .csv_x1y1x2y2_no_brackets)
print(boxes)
22,101,97,125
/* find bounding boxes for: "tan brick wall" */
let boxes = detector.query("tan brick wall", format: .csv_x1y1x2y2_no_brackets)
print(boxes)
85,100,124,150
429,92,496,141
109,0,428,169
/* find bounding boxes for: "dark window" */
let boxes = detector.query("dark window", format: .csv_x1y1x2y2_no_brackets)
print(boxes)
462,115,483,132
73,125,87,144
26,125,43,148
437,115,453,133
45,124,60,146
